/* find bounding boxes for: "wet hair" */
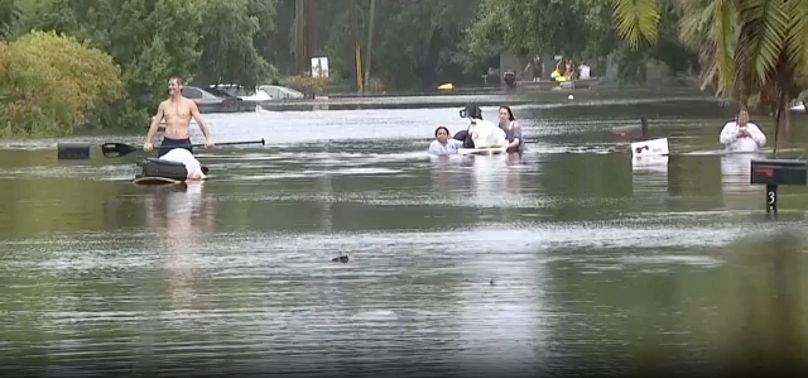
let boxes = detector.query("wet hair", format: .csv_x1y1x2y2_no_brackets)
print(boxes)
499,105,515,121
736,108,749,122
462,104,483,120
169,77,184,86
435,126,450,137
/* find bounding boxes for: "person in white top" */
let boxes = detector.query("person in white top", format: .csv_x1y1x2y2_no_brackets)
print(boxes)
579,64,591,80
459,105,507,149
719,109,767,153
428,126,463,155
469,117,507,148
160,148,207,180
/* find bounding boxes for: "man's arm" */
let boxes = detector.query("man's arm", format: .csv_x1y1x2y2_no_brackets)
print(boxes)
748,123,767,147
509,125,522,148
719,123,737,145
189,100,214,147
428,141,444,155
143,102,165,151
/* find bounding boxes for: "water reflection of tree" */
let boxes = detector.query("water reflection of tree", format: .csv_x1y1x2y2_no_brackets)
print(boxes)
538,154,632,220
708,234,807,376
536,232,808,376
666,156,723,210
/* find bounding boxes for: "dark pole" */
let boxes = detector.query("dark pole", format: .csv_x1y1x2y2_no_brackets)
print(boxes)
351,0,361,92
295,0,304,74
306,0,317,62
363,0,376,92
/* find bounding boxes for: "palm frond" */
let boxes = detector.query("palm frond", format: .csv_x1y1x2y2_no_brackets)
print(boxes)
698,42,721,91
734,0,788,98
613,0,661,48
785,0,808,73
678,0,738,96
679,0,713,50
713,0,739,95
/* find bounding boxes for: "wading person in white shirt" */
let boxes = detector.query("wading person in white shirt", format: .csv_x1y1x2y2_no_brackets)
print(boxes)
719,109,767,153
428,126,463,155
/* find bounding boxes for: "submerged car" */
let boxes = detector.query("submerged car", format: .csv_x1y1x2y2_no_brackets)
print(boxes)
210,84,305,102
182,86,253,113
250,85,305,101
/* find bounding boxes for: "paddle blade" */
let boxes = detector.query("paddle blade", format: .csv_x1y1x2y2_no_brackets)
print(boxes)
101,142,139,158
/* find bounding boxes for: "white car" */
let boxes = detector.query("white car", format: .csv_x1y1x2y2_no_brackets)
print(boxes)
242,85,306,101
210,84,305,102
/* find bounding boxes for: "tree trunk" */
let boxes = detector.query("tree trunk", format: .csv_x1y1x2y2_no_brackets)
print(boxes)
363,0,376,92
773,88,789,157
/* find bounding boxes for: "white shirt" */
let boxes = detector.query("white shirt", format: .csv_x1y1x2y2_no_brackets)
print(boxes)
469,119,507,148
719,121,767,153
579,65,591,79
428,139,463,155
160,148,206,179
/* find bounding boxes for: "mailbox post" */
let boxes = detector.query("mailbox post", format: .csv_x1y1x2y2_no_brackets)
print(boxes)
750,159,808,217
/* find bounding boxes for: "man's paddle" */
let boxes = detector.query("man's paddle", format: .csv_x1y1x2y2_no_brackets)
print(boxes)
101,139,265,158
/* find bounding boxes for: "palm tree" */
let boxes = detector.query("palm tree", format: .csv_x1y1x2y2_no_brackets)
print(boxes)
614,0,808,155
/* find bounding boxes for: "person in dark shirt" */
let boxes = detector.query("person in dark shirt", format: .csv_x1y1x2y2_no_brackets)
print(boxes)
498,105,524,154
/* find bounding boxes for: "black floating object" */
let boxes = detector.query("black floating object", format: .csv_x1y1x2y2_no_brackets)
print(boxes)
490,277,495,286
57,143,91,160
331,255,349,263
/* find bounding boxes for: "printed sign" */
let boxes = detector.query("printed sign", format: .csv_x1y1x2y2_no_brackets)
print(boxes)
311,57,329,78
631,138,669,157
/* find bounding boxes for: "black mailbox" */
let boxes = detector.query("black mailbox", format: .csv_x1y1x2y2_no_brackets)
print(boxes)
57,143,91,160
750,159,807,217
750,159,807,186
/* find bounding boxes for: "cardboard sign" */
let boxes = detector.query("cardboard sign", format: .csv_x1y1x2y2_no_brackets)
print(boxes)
631,138,669,157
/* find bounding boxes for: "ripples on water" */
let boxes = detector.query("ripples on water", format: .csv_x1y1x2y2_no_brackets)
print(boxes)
2,97,808,376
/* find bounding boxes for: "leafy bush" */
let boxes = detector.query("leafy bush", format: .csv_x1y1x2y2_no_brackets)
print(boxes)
0,31,123,137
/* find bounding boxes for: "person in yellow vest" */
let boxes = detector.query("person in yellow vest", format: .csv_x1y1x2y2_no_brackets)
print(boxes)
551,60,570,82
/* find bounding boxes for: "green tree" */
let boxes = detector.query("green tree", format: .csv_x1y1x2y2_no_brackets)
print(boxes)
196,0,272,88
466,0,696,83
374,0,481,89
0,31,123,137
248,0,279,77
318,0,481,90
8,0,276,130
126,0,203,101
0,0,21,38
10,0,205,128
614,0,808,151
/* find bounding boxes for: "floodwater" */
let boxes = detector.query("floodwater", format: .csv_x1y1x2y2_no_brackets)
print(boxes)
1,93,808,377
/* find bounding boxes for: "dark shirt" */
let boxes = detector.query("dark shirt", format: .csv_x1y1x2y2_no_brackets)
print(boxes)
501,122,524,153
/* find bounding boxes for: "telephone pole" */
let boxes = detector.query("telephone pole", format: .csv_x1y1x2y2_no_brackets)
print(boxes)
363,0,376,92
295,0,305,74
351,0,363,92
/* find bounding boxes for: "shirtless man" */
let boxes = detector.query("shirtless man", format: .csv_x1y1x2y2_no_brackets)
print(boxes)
144,77,214,157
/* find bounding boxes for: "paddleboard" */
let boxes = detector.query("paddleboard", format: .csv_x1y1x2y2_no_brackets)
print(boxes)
459,146,508,156
133,176,185,186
